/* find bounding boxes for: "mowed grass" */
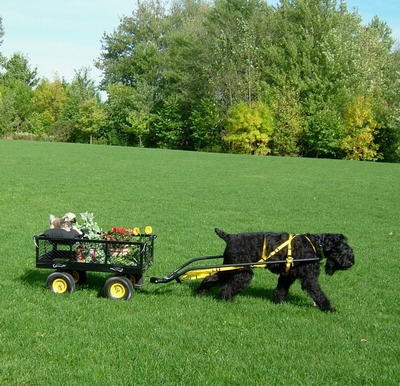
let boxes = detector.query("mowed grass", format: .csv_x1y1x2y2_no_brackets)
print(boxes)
0,140,399,385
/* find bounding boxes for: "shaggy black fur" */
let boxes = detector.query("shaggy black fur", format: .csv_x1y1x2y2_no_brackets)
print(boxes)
196,228,355,311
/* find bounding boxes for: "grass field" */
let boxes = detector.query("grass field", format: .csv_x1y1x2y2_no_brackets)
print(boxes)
0,139,399,385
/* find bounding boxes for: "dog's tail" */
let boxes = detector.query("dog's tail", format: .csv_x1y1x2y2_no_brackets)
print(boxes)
215,228,231,242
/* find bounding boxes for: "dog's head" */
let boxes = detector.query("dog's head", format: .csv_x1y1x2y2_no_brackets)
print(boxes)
50,212,77,231
321,234,355,275
63,212,77,224
60,212,77,231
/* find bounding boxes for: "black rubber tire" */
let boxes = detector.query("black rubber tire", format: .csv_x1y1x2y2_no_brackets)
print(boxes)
104,276,134,300
46,272,76,294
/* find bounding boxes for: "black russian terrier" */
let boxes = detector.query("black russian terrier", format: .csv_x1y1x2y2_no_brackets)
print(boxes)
196,228,355,311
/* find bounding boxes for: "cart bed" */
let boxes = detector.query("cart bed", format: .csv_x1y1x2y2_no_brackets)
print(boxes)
34,234,156,276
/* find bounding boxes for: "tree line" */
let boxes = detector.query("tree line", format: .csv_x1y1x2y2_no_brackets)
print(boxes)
1,0,399,161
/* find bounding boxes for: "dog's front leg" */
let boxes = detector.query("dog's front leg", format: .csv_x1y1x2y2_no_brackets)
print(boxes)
300,275,336,312
220,269,253,301
273,274,296,304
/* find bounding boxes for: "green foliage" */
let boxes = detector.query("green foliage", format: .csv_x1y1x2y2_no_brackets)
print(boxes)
75,98,107,143
150,97,184,149
33,78,67,123
125,110,151,147
270,86,303,156
302,108,344,158
341,96,380,161
224,101,274,155
0,53,39,87
1,1,399,161
189,98,224,151
0,79,34,134
27,111,53,136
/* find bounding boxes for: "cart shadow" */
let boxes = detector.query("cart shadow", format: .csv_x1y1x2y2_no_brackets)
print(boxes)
187,281,308,307
19,269,112,298
20,269,48,288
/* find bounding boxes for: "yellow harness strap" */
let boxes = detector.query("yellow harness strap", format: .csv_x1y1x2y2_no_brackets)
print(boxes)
285,234,295,273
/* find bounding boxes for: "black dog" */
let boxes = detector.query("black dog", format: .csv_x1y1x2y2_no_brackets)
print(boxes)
196,228,354,311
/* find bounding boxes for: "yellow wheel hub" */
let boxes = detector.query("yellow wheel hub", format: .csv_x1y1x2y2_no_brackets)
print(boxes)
52,278,68,293
110,283,126,298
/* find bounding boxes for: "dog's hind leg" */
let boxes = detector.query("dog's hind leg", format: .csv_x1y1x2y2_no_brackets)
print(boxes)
273,274,296,304
300,275,335,312
196,274,222,295
220,269,253,301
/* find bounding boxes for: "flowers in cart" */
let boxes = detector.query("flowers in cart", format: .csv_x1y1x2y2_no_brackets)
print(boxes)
75,213,153,265
102,227,150,265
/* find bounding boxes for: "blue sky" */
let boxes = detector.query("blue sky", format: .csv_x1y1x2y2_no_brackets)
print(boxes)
1,0,399,85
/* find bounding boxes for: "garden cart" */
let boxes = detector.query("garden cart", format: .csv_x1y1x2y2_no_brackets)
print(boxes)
34,231,156,300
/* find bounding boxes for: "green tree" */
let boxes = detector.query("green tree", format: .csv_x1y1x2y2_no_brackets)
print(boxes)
33,78,67,125
224,101,274,155
0,53,39,87
104,83,139,145
341,96,379,161
75,98,108,143
61,68,105,142
97,0,166,89
0,53,37,135
150,96,184,149
189,98,224,151
204,0,268,110
124,110,151,147
270,86,303,156
0,79,34,134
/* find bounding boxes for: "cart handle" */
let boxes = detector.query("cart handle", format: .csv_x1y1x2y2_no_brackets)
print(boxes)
150,256,321,284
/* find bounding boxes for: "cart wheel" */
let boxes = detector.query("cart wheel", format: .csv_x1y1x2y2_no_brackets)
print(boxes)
104,276,133,300
46,272,75,294
67,270,88,285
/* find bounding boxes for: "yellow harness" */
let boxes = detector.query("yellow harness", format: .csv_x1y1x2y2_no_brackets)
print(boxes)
252,233,317,274
180,234,316,280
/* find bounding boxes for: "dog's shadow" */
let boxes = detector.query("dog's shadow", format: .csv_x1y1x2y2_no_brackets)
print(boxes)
187,281,309,308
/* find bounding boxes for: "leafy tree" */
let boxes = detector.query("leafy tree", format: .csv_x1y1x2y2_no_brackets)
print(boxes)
0,79,34,134
302,108,344,158
125,110,151,147
204,0,268,109
97,0,166,89
224,101,274,155
75,98,108,143
0,53,39,87
189,98,224,151
104,83,138,145
341,96,379,161
150,96,185,149
33,78,67,125
270,86,303,156
61,68,105,142
0,53,37,135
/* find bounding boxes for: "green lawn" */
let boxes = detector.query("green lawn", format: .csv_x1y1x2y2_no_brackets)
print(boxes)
0,140,399,385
